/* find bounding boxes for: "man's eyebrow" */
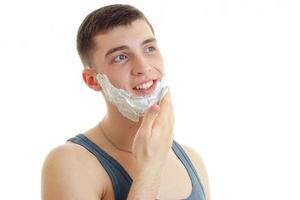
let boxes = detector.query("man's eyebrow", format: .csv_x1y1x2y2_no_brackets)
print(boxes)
105,46,129,57
142,37,156,45
105,37,157,57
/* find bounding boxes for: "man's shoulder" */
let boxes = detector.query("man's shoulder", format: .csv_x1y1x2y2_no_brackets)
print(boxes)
42,142,109,179
43,142,89,165
41,143,107,199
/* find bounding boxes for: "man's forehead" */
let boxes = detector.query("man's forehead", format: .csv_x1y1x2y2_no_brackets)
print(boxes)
93,19,155,51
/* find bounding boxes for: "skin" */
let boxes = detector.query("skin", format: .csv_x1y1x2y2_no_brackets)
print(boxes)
41,19,210,200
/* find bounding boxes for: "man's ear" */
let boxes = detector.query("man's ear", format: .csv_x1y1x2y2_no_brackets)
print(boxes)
82,68,102,91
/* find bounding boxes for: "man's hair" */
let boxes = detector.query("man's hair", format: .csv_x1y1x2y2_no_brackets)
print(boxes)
77,4,155,67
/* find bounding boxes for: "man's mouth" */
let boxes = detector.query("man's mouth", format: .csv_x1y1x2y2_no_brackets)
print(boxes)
134,80,154,90
132,79,158,95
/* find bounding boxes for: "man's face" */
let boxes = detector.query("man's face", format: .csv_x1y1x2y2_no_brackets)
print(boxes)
90,19,164,96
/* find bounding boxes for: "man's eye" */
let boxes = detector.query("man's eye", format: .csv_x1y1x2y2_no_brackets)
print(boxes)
113,54,127,63
145,46,156,54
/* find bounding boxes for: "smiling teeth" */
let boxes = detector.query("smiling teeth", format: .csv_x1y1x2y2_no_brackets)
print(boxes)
135,80,154,90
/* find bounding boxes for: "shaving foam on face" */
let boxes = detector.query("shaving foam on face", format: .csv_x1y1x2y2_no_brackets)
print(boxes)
96,73,169,122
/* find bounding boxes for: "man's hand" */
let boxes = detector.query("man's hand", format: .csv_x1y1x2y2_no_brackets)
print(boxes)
132,91,174,171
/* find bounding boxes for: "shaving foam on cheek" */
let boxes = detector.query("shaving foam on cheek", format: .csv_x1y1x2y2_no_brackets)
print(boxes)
96,73,169,122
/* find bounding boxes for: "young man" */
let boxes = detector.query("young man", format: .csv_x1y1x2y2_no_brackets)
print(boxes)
42,4,210,200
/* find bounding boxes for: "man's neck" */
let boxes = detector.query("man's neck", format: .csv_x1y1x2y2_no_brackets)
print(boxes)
98,105,142,152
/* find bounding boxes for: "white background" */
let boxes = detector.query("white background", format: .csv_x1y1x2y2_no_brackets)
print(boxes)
0,0,299,199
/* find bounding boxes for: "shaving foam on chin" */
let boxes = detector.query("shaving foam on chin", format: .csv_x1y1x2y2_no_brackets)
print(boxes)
96,73,169,122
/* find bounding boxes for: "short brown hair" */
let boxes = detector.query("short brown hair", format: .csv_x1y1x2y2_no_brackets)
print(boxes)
76,4,155,67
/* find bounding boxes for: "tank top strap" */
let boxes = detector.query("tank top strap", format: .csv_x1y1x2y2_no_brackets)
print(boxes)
171,140,206,200
67,134,132,200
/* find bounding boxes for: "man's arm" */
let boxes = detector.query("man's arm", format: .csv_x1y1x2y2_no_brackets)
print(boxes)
182,145,210,200
41,144,105,200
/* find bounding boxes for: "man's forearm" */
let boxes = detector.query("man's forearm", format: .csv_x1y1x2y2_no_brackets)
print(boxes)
126,164,164,200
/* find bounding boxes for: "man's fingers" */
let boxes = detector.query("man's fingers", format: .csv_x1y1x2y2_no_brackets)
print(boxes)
140,104,160,133
155,91,172,121
159,91,171,107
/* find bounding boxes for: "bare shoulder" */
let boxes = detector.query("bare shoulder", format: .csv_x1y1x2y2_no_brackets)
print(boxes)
41,142,107,200
180,143,210,200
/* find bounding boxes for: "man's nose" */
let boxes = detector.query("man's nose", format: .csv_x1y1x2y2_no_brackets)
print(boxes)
131,56,152,76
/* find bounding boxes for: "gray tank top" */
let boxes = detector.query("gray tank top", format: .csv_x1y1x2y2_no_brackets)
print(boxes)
68,134,206,200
